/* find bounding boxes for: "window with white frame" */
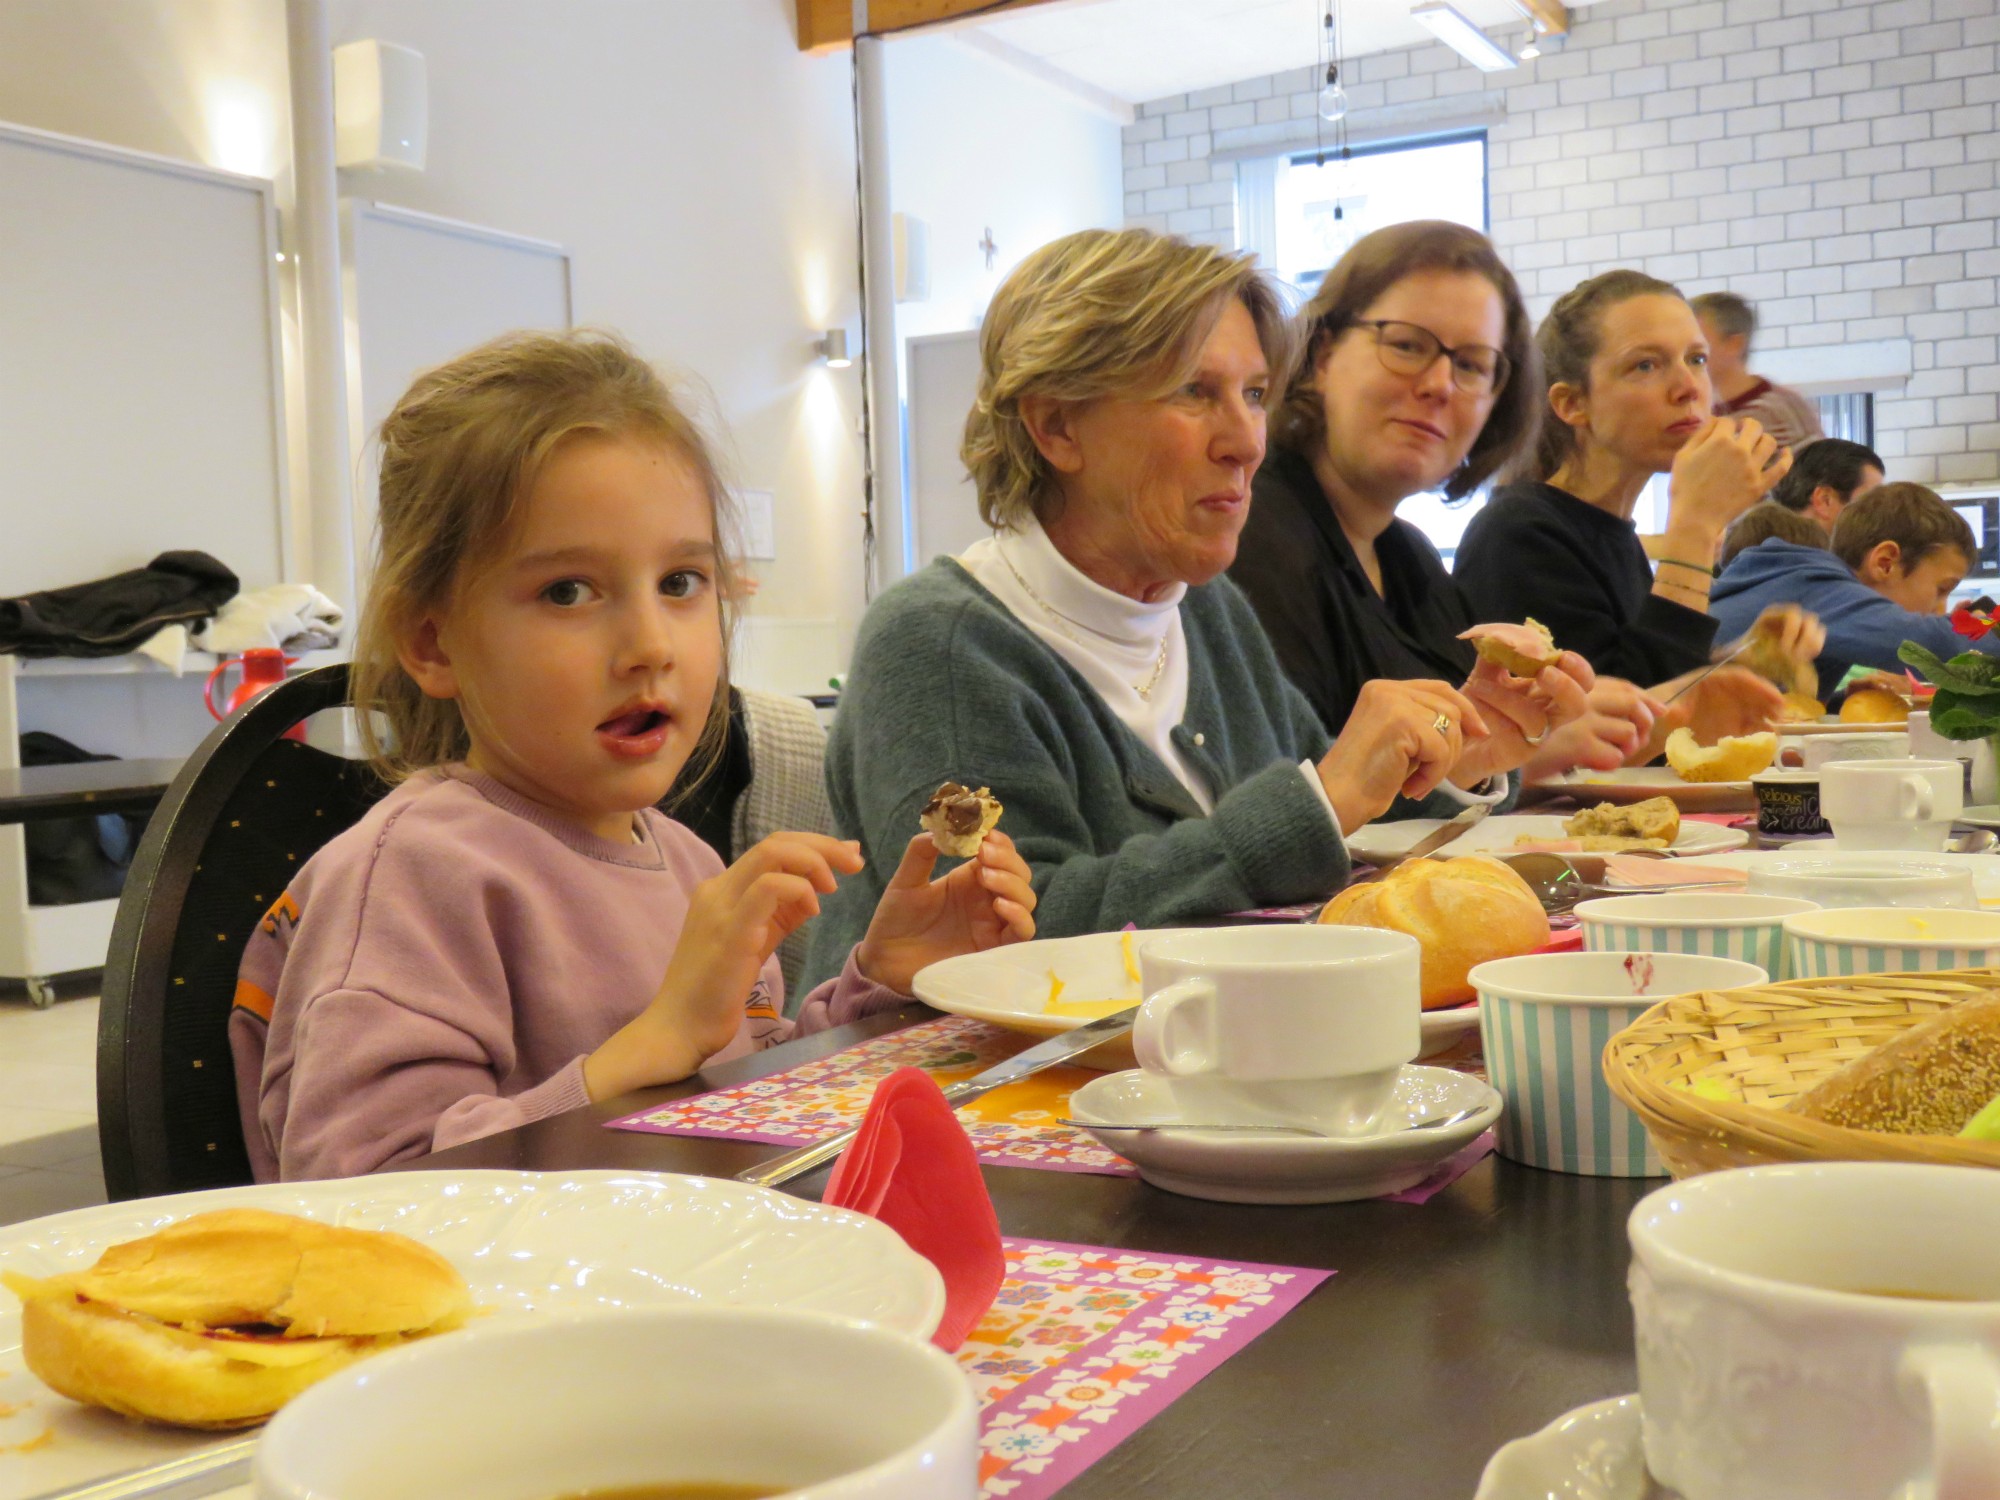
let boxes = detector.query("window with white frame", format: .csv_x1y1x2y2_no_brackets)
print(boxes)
1238,132,1492,559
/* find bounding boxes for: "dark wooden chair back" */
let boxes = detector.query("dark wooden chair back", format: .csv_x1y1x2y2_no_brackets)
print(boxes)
96,665,386,1199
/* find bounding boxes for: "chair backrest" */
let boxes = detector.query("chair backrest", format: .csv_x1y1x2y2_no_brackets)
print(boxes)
733,689,834,1002
97,665,386,1200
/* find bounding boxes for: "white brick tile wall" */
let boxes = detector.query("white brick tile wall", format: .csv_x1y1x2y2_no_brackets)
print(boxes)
1122,0,2000,484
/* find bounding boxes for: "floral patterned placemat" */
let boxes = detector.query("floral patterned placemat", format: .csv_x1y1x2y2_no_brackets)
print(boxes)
605,1015,1497,1199
607,1015,1137,1175
966,1237,1332,1498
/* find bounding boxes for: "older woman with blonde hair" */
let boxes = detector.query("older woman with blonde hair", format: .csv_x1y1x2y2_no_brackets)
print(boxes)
802,228,1587,983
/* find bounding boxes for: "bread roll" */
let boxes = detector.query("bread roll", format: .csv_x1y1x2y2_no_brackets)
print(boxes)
1840,687,1912,724
1664,727,1777,783
3,1208,471,1429
1461,619,1564,678
1319,855,1550,1009
1788,993,2000,1136
919,782,1002,858
1564,796,1681,845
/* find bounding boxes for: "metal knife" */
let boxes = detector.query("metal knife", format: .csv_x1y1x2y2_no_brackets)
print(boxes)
735,1005,1140,1190
1353,802,1491,883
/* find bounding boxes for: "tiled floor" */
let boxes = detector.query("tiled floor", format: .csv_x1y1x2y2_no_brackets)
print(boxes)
0,995,107,1225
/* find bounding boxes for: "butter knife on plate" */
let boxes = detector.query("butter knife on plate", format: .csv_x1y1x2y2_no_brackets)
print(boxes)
1352,803,1491,883
735,1004,1139,1190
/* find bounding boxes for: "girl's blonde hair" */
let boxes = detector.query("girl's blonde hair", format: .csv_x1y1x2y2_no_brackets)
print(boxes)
352,329,739,788
961,228,1300,531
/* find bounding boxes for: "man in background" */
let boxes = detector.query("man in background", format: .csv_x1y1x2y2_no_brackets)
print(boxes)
1767,437,1886,530
1691,291,1826,452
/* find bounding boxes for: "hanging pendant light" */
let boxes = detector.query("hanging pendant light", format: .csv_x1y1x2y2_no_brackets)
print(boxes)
1318,62,1348,121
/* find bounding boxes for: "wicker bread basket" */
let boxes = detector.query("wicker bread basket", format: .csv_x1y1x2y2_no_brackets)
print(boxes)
1602,969,2000,1178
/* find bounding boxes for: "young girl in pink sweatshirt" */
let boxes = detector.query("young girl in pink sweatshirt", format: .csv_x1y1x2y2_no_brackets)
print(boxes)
230,332,1036,1181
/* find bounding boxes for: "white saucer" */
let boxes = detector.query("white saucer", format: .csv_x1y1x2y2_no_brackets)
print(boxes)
1067,1065,1501,1205
1475,1395,1677,1499
1420,1000,1481,1057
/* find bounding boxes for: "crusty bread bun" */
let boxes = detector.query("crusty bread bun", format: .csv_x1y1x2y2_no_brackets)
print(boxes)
3,1208,471,1429
1840,687,1912,724
1461,619,1563,679
919,782,1002,858
1664,727,1777,783
1319,855,1550,1009
1780,691,1827,722
1788,993,2000,1136
1564,796,1680,846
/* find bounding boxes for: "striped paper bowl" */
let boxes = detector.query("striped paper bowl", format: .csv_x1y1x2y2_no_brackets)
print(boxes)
1783,907,2000,980
1577,894,1821,981
1470,952,1769,1177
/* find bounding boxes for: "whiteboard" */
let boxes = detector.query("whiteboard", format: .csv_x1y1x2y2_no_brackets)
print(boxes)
0,120,290,598
343,201,573,564
905,329,991,567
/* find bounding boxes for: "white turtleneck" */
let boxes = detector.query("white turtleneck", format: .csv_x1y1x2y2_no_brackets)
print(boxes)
961,520,1215,811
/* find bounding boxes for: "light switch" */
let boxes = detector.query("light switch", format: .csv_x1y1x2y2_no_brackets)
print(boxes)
739,488,777,561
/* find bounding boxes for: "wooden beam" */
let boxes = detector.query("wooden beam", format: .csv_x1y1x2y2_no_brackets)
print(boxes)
797,0,1068,53
1506,0,1570,37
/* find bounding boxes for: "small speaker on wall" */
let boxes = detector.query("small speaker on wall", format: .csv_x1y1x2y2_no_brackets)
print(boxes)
893,212,930,304
333,40,428,173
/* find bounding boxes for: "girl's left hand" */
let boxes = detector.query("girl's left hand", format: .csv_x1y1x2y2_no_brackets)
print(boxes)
855,830,1037,993
1449,650,1596,787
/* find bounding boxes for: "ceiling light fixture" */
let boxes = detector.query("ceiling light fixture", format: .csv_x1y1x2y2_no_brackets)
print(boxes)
1409,2,1518,72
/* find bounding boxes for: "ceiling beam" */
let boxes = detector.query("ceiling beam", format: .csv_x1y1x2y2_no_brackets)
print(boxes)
797,0,1069,53
1501,0,1571,36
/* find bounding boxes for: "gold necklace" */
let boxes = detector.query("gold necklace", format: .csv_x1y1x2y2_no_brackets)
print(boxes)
1001,548,1173,701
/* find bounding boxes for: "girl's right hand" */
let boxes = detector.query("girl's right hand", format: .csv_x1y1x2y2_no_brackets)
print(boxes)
1316,678,1489,834
582,832,864,1102
1522,677,1664,779
1666,416,1791,539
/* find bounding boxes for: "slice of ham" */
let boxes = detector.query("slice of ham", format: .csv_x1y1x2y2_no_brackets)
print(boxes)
1603,855,1747,889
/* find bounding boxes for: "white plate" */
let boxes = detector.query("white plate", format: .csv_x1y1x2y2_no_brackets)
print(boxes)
1344,815,1748,864
1066,1066,1501,1205
1700,848,2000,905
1475,1395,1672,1500
1543,767,1755,814
1959,804,2000,831
0,1171,944,1498
915,928,1476,1063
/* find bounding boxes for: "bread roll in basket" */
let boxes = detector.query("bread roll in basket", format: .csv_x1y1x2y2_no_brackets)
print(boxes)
1318,855,1550,1009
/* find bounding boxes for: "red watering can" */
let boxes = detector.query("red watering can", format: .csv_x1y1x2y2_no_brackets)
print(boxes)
205,648,305,741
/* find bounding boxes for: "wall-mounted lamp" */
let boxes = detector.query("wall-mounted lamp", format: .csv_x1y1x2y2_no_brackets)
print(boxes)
817,329,853,368
1409,2,1517,72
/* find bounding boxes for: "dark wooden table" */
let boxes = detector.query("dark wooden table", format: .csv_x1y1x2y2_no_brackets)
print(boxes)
422,1005,1652,1499
0,758,182,825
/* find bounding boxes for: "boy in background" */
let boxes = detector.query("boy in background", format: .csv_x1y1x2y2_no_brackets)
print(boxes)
1711,482,1997,702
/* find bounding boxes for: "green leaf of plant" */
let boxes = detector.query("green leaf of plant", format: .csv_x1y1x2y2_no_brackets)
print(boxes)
1900,641,2000,697
1927,691,2000,740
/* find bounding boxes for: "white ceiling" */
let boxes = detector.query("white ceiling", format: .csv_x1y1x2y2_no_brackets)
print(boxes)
968,0,1611,107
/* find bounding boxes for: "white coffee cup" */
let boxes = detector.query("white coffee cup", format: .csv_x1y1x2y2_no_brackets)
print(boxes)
1797,729,1909,770
1819,757,1964,851
1131,924,1420,1136
253,1306,978,1500
1630,1162,2000,1500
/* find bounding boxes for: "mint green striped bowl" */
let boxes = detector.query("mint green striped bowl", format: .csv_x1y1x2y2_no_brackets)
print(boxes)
1576,894,1821,981
1471,952,1769,1177
1783,907,2000,980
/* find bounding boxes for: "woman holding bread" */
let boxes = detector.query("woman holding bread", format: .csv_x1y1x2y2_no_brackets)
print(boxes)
1229,221,1659,781
802,228,1589,983
1454,268,1821,744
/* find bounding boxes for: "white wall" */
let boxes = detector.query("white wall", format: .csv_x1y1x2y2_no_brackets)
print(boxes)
884,33,1125,341
0,0,870,672
1125,0,2000,489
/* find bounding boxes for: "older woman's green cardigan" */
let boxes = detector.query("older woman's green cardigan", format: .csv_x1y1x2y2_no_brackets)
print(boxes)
800,559,1482,991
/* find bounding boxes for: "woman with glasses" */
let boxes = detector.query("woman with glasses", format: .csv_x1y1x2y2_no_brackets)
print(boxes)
1454,269,1812,721
1232,221,1654,784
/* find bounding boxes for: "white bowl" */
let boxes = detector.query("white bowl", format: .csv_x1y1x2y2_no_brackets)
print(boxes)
1470,952,1768,1178
254,1306,977,1500
1744,852,1980,911
1782,906,2000,980
1576,893,1820,980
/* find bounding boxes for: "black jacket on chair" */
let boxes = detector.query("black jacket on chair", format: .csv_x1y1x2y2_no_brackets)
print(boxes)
1230,444,1479,737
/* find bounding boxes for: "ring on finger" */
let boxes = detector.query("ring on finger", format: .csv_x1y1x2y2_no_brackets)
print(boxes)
1525,723,1549,746
1430,711,1453,737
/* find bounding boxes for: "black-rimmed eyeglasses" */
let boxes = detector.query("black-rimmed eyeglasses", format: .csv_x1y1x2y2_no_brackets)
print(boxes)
1349,319,1511,397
